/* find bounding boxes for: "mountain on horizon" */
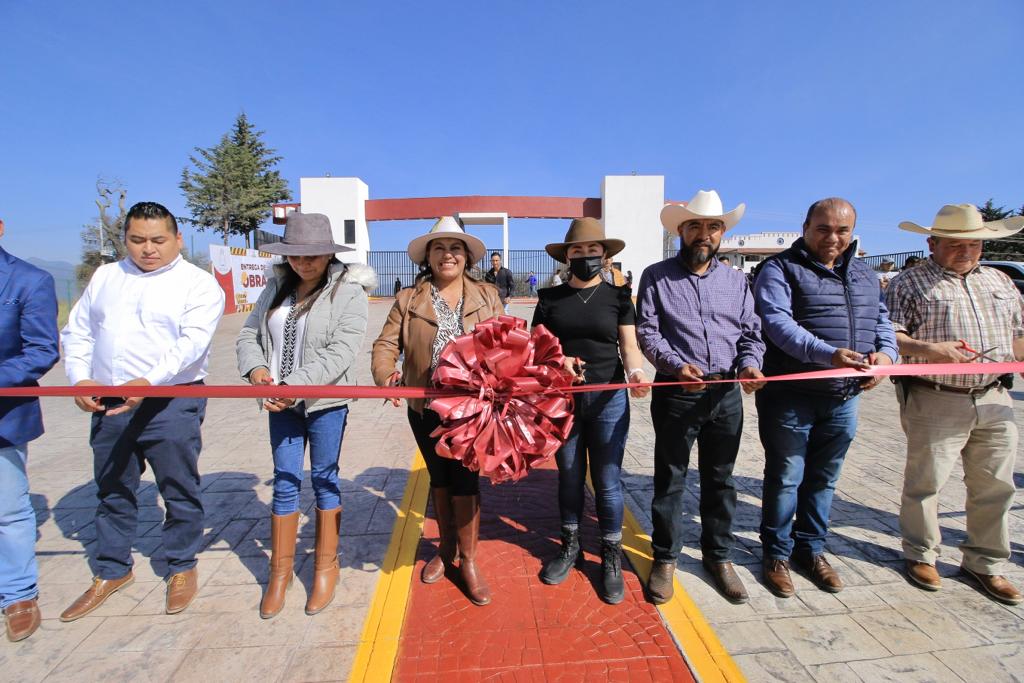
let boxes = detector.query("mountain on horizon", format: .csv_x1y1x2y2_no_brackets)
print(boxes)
25,257,81,299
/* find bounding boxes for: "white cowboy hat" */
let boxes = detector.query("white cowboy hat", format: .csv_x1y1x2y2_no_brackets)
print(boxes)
899,204,1024,240
407,216,487,264
660,189,746,233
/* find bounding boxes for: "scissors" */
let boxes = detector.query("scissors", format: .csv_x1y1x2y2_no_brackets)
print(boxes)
958,340,998,362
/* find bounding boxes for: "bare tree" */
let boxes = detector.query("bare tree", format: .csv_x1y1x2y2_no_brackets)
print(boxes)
94,178,128,259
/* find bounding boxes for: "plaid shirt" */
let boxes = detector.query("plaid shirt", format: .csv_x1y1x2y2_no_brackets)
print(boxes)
885,257,1024,388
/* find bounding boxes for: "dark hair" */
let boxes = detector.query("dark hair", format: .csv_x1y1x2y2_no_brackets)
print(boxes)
802,197,857,229
490,252,501,259
124,202,178,234
268,257,341,315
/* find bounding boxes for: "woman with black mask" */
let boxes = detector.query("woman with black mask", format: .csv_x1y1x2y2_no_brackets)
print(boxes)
531,217,650,603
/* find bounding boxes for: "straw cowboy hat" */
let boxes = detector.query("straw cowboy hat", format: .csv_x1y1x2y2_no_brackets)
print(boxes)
261,212,353,256
899,203,1024,240
407,216,487,264
544,217,625,264
660,189,746,233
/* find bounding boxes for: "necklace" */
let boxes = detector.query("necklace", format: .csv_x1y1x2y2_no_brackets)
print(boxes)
575,283,601,304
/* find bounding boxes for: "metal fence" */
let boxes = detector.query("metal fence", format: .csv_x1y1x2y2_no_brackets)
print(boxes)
366,248,561,297
859,250,925,270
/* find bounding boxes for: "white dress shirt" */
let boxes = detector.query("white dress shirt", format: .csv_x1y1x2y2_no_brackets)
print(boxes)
62,256,225,386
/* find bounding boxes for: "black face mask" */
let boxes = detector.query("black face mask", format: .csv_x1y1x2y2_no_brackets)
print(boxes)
568,255,603,281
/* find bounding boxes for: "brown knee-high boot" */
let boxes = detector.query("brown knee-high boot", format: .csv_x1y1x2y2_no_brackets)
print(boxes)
452,494,491,606
306,507,341,615
422,487,457,584
260,511,300,619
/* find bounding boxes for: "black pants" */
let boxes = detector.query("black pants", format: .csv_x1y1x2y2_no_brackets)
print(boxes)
91,396,207,579
650,381,743,563
407,408,480,496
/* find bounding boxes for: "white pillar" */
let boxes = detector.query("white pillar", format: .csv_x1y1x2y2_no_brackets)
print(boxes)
600,175,665,281
297,177,370,264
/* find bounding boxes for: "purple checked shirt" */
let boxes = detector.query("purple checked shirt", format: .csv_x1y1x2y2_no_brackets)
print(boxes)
636,256,765,376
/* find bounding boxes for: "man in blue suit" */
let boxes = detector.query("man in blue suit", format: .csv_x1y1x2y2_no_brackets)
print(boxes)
0,218,60,642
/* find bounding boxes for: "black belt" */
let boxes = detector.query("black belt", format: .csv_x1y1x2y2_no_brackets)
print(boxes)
909,378,999,396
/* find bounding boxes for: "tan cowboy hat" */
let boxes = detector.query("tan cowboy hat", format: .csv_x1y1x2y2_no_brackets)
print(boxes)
899,203,1024,240
660,189,746,233
544,217,625,264
407,216,487,264
261,212,353,256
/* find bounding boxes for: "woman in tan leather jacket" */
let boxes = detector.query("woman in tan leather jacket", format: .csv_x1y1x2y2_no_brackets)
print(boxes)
371,216,504,606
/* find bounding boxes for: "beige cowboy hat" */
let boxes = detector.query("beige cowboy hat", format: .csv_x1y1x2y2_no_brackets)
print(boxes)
407,216,487,264
899,204,1024,240
544,217,625,263
660,189,746,233
260,212,353,256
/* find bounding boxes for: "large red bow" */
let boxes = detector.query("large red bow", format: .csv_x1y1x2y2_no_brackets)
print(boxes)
428,316,575,483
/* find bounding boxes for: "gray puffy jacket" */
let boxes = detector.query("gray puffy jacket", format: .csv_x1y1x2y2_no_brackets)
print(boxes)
236,262,376,413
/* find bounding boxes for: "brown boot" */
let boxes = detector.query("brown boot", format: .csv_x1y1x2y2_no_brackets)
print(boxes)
647,561,675,604
260,511,299,619
305,507,341,615
60,573,135,622
422,487,456,584
452,494,490,606
4,598,41,642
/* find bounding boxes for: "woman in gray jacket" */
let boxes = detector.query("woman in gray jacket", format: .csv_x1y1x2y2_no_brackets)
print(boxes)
236,212,375,619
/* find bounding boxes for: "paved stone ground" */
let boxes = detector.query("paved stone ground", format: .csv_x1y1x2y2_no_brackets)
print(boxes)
2,299,1022,682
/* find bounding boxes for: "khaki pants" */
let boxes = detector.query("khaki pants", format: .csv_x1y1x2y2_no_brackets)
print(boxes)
898,383,1018,573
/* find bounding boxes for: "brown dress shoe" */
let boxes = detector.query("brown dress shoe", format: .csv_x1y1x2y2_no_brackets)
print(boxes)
165,568,198,614
794,554,843,593
906,560,941,591
763,559,795,598
60,573,135,622
703,560,748,604
961,566,1023,605
4,598,41,642
647,561,675,604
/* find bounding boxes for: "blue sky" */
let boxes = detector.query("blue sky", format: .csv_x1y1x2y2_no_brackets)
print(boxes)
2,1,1022,265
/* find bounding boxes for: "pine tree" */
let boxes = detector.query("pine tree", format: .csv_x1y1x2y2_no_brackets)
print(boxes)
979,199,1024,260
180,113,291,247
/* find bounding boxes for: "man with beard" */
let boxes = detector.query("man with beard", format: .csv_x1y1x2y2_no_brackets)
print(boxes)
636,190,766,604
753,197,897,598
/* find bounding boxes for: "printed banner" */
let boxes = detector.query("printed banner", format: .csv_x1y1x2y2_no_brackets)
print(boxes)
209,244,276,315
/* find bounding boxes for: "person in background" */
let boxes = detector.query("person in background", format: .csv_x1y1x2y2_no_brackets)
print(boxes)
876,259,899,290
0,217,60,642
527,271,538,296
887,203,1024,605
903,255,923,270
534,217,650,604
637,190,766,605
550,269,563,287
236,212,374,618
753,197,897,599
393,276,402,296
485,251,514,313
372,217,504,606
60,202,224,621
625,270,633,289
600,254,626,286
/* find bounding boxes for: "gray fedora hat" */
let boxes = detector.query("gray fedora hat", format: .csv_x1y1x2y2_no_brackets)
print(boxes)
261,212,353,256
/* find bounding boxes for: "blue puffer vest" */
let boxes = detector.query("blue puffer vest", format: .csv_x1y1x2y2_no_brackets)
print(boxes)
761,238,881,398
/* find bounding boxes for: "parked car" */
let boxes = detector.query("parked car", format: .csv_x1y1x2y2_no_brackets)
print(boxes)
981,261,1024,294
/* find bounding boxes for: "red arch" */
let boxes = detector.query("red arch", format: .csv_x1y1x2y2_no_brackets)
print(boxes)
273,196,601,224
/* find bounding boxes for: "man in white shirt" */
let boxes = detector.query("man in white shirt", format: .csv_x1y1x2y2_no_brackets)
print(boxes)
59,202,224,620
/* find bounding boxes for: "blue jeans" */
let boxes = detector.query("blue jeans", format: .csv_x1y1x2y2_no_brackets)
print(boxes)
556,389,630,537
91,397,206,579
756,387,860,560
0,444,36,607
268,406,348,515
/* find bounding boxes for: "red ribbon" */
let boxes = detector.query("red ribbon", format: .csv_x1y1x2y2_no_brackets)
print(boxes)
427,316,576,484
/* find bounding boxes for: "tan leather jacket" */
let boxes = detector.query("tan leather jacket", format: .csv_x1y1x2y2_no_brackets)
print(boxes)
371,276,504,414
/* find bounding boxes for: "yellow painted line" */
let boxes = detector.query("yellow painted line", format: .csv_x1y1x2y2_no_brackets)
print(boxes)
620,501,746,683
348,450,430,683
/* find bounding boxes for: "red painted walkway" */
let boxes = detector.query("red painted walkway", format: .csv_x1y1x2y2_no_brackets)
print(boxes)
393,460,695,681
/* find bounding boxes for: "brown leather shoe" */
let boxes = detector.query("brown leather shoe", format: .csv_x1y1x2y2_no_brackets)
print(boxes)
165,568,198,614
60,573,135,622
906,560,941,591
306,507,341,615
4,598,41,642
961,566,1023,605
452,495,490,606
703,560,748,604
422,487,456,584
794,554,843,593
763,559,795,598
647,561,675,604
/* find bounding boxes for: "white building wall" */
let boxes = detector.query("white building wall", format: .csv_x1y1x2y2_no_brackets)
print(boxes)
600,175,665,281
297,177,370,264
